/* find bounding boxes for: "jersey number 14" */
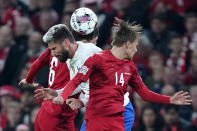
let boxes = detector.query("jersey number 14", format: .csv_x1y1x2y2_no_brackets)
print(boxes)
115,72,125,86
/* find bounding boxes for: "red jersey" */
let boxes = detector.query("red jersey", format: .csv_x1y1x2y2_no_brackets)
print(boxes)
61,50,170,119
26,48,77,118
26,48,70,89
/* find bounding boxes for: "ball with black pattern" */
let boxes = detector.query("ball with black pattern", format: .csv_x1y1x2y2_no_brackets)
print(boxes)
70,7,97,35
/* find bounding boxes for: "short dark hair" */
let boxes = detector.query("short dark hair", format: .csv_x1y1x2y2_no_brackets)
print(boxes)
163,105,179,112
71,27,99,41
185,12,197,21
169,33,182,43
43,24,75,43
111,18,142,47
150,13,168,23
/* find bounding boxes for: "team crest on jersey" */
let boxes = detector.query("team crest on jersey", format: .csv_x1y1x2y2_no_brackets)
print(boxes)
79,66,89,75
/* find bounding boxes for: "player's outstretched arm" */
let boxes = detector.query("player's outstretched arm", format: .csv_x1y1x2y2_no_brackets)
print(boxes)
53,55,97,105
18,48,50,87
18,79,39,88
34,88,58,100
130,68,192,105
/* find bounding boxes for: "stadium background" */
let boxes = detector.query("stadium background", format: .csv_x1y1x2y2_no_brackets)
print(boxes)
0,0,197,131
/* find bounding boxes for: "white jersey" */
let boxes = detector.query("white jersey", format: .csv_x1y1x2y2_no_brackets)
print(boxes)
57,41,101,105
57,41,130,106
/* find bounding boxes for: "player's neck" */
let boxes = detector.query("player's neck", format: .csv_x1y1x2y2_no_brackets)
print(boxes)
70,42,78,58
111,46,127,60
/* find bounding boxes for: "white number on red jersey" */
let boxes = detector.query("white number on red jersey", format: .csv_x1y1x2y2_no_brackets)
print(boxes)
49,57,58,86
115,72,125,86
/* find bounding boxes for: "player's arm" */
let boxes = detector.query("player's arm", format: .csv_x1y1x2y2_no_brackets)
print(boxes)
129,67,192,105
19,48,51,87
53,55,98,105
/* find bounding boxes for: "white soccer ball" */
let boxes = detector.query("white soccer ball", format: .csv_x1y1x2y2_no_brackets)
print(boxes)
70,7,97,35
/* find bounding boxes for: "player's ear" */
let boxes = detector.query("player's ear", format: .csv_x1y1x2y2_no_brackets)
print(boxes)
125,41,130,48
62,38,70,49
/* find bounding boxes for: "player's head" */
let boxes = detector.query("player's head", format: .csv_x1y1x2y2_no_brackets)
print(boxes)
71,27,99,44
70,7,98,44
43,24,75,62
111,18,142,59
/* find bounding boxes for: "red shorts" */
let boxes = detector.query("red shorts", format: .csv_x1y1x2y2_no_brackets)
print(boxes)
85,113,125,131
34,100,77,131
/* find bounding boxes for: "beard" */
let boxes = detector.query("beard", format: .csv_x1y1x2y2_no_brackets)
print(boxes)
58,49,69,63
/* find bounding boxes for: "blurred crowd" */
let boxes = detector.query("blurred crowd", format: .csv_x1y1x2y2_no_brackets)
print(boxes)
0,0,197,131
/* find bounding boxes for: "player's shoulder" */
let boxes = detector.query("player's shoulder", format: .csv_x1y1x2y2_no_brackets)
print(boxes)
128,60,138,71
77,41,102,51
40,48,51,58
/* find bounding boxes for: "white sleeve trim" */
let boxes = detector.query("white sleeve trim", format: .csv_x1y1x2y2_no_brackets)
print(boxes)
123,92,130,106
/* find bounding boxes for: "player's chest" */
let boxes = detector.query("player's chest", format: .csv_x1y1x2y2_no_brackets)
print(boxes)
66,60,84,78
99,61,133,87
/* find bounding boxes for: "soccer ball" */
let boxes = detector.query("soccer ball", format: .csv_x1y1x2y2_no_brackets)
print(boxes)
70,7,97,35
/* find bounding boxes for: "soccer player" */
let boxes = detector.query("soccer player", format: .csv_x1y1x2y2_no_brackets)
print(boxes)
52,18,192,131
18,33,76,131
70,26,135,131
19,22,101,131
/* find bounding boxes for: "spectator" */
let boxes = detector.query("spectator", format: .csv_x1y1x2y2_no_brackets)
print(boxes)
27,0,40,17
132,93,149,128
61,0,78,28
15,17,32,37
163,67,181,87
190,32,197,51
20,87,35,124
166,33,189,74
0,25,13,74
133,35,153,74
0,0,23,30
97,0,150,48
0,85,15,129
0,18,32,86
12,0,29,16
0,85,15,113
161,84,176,96
184,13,197,41
144,14,174,57
134,105,163,131
145,51,165,92
4,101,22,131
15,31,47,86
162,105,185,131
38,0,53,10
184,50,197,85
183,13,197,51
31,9,58,34
190,86,197,126
0,31,45,86
184,85,197,131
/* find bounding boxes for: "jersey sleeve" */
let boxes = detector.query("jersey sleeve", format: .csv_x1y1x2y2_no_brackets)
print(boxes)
26,48,50,83
129,66,170,104
61,54,99,101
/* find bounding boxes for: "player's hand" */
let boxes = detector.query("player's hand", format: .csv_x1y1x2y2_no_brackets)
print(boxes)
170,91,192,105
34,88,58,100
53,96,64,105
66,98,84,110
18,79,39,88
